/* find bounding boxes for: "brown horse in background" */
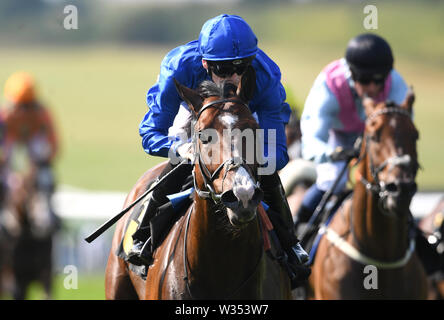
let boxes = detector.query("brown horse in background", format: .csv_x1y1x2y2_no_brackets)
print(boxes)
105,68,292,299
309,93,428,299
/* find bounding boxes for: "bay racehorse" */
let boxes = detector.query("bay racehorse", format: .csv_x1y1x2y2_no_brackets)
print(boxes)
309,92,428,299
105,67,292,299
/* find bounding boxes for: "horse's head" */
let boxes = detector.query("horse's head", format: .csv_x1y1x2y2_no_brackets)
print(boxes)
175,66,263,227
361,90,419,215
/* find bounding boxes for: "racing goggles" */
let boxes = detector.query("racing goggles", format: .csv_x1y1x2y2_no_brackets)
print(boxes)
352,72,387,85
207,56,254,78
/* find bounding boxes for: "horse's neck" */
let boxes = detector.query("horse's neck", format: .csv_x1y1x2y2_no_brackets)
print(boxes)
186,198,263,293
351,162,409,260
190,198,262,257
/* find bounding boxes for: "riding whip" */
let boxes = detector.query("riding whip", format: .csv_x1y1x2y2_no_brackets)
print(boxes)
299,137,362,244
84,159,188,243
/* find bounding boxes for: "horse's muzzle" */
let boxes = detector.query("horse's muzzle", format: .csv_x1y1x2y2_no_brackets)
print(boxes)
381,180,417,214
221,188,263,226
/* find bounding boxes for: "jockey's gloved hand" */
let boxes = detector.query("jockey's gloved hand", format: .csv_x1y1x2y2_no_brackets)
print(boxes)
329,146,359,162
176,142,194,162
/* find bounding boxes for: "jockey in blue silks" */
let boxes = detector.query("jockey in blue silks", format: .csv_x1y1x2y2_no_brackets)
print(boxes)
129,14,310,286
295,34,409,227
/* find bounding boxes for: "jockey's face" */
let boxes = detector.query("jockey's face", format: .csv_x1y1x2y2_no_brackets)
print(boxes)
352,71,386,99
354,80,384,99
202,60,242,86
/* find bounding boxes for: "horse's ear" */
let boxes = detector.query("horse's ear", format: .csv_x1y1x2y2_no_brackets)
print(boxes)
236,65,256,103
174,78,202,115
401,86,415,113
362,95,376,117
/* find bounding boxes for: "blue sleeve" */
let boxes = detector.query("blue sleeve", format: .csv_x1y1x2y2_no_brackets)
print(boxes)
139,52,189,158
252,55,289,171
300,72,339,163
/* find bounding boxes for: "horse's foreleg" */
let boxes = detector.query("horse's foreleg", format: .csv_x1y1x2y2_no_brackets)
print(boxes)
105,250,139,300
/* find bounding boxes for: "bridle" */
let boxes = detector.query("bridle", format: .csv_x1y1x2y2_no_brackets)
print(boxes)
182,97,264,299
191,98,259,203
357,106,418,207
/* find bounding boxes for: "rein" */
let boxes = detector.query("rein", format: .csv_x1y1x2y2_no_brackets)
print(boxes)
195,98,249,122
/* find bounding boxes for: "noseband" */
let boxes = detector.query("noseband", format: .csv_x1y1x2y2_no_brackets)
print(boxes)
191,98,258,203
358,107,418,203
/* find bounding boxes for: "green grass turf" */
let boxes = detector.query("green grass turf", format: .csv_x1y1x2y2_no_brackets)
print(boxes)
26,273,105,300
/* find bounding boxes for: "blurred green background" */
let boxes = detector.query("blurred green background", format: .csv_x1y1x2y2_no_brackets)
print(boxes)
1,0,443,192
1,0,443,299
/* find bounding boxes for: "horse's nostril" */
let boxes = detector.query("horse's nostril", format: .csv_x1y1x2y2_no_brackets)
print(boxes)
385,181,417,196
221,190,239,209
221,190,237,203
386,182,398,193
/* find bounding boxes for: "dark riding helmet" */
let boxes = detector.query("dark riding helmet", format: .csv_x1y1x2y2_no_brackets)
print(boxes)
346,33,393,81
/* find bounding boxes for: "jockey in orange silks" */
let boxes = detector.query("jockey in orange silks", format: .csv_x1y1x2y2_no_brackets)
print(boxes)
1,72,60,233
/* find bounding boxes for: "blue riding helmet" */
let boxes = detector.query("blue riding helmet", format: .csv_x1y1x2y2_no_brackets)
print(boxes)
198,14,258,61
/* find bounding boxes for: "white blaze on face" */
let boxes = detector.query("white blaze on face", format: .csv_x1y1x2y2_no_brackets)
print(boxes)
219,114,238,129
219,114,241,158
233,166,255,208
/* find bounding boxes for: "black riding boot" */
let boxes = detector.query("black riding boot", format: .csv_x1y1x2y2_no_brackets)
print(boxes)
260,172,311,288
127,161,193,266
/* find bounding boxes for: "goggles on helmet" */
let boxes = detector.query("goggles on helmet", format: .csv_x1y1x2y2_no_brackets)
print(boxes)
207,56,255,78
351,70,388,86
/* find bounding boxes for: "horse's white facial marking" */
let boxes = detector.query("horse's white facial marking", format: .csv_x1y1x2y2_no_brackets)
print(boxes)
233,167,255,208
220,114,240,159
219,114,238,130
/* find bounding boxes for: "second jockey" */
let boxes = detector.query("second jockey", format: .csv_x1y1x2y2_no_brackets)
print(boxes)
295,33,409,226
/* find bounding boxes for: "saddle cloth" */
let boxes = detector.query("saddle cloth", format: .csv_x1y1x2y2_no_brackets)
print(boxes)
116,188,194,279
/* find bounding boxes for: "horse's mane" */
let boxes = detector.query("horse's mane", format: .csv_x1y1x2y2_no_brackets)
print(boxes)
198,80,237,99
